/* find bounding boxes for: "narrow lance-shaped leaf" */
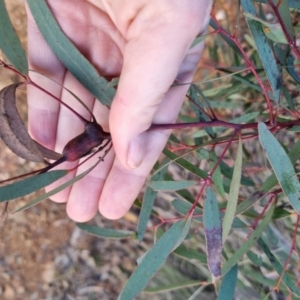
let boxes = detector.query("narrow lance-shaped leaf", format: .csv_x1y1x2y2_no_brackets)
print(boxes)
76,223,134,239
241,0,282,101
243,12,288,44
204,186,222,277
0,170,67,202
270,0,295,42
163,148,208,179
236,137,300,215
258,238,300,296
119,217,192,300
148,180,197,191
138,159,169,242
258,122,300,213
209,151,226,199
188,84,215,138
254,0,300,9
222,201,275,275
13,147,111,212
0,0,28,74
218,264,238,300
27,0,115,107
223,137,242,243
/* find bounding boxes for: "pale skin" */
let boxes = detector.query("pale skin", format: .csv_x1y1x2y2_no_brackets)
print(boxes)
26,0,212,221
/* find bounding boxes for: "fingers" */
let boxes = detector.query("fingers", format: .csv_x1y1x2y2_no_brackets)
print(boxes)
100,82,192,219
100,1,212,219
26,7,65,149
109,0,212,169
65,98,113,222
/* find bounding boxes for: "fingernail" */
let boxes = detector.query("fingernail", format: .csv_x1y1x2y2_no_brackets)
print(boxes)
127,136,144,169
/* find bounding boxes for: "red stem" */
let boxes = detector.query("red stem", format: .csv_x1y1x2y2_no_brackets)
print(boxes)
267,0,300,61
211,15,275,123
0,60,90,124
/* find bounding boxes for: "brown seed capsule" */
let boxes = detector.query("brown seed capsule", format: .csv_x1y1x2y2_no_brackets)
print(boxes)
62,122,111,162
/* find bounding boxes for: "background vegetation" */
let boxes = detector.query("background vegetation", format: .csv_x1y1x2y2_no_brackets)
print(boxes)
1,0,300,299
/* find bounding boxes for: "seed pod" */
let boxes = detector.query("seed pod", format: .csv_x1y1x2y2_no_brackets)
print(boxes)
62,122,110,162
0,83,61,162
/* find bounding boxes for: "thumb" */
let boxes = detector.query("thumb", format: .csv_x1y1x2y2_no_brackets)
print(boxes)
109,2,211,169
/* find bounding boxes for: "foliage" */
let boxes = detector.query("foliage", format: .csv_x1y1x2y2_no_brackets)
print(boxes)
1,0,300,298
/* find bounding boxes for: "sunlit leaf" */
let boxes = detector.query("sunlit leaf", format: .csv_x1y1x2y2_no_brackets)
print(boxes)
223,137,242,242
209,152,226,199
243,12,288,44
258,122,300,213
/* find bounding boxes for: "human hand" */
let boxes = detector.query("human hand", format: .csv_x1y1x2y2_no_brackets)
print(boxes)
26,0,212,221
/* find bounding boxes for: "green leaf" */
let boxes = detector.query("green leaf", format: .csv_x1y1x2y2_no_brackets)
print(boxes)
172,199,202,217
286,55,300,85
204,187,222,277
188,84,215,138
0,0,28,74
270,0,295,41
258,122,300,213
222,137,242,242
0,170,67,202
173,244,207,264
219,160,254,187
76,223,134,239
209,152,226,199
163,148,208,179
119,217,192,299
218,264,238,300
190,34,208,48
144,279,201,293
236,133,300,215
222,201,275,275
138,159,169,242
209,19,244,58
27,0,115,106
258,238,300,296
13,159,102,212
254,0,300,9
241,0,282,101
247,250,263,266
148,180,197,191
243,12,288,44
